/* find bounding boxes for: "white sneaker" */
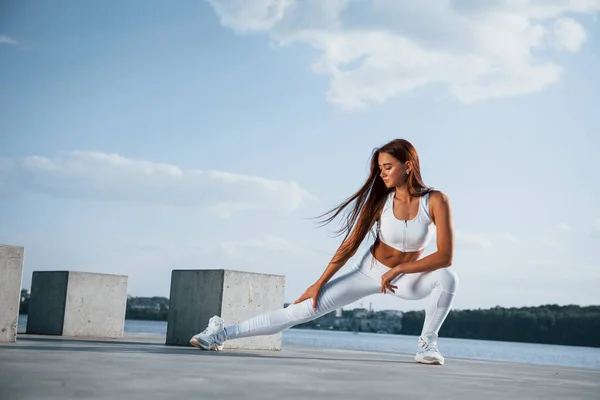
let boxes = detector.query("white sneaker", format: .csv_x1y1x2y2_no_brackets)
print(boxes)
190,316,226,351
415,331,444,365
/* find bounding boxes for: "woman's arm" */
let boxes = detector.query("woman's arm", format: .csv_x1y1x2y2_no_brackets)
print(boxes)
315,205,382,286
295,217,373,309
315,229,362,286
394,190,454,274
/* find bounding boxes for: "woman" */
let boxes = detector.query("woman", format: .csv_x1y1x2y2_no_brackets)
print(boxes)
190,139,459,365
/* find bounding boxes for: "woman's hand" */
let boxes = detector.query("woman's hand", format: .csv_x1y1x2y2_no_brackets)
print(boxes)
293,282,323,311
380,266,403,294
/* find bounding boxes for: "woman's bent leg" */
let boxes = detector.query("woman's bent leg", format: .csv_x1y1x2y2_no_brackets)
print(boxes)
390,266,459,365
225,266,379,340
391,266,459,335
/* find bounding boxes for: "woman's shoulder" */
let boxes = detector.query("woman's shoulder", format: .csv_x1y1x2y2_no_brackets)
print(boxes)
426,189,449,202
425,189,451,217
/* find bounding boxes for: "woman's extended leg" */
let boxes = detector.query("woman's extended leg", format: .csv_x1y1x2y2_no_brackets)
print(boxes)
390,266,459,365
225,267,379,340
190,256,380,350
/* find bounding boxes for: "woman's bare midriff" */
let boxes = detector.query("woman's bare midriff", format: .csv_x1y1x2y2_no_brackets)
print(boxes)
371,240,423,269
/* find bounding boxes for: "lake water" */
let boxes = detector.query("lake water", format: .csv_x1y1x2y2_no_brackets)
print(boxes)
18,316,600,370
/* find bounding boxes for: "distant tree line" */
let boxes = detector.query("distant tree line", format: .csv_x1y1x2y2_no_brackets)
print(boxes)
125,307,168,321
125,296,169,321
401,304,600,347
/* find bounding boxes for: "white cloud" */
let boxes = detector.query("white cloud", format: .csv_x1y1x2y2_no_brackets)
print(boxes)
117,235,291,255
558,223,571,231
455,230,493,249
0,34,20,46
498,232,518,243
217,235,291,257
207,0,294,33
206,0,600,109
0,151,315,216
551,17,587,52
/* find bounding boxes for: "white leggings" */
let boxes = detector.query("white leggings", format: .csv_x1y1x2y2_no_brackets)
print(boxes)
224,248,459,341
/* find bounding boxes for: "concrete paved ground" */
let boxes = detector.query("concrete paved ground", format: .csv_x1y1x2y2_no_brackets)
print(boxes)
1,334,598,400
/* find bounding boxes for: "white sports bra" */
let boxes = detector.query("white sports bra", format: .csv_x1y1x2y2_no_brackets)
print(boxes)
378,191,435,252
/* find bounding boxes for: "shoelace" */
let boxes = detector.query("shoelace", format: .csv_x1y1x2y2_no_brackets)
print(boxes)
422,341,439,353
202,326,219,335
203,321,224,340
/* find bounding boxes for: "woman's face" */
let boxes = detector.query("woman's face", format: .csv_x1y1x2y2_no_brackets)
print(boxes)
378,152,408,188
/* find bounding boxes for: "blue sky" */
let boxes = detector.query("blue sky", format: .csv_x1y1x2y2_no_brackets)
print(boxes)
1,0,599,312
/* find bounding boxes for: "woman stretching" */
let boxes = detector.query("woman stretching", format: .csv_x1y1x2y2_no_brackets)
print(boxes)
190,139,459,365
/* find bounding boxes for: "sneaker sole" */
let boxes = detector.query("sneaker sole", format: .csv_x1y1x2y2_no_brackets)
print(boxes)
190,338,224,351
414,357,444,365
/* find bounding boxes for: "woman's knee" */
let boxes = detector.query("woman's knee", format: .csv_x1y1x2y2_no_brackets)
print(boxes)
284,300,317,323
434,267,459,294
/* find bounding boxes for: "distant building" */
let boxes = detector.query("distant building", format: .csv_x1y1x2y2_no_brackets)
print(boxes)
127,296,169,311
380,310,403,318
353,308,369,318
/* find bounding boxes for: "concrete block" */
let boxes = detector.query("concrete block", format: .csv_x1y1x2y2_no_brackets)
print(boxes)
166,269,285,350
0,245,25,343
26,271,128,338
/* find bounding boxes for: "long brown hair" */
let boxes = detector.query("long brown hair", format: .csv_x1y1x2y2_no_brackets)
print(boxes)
317,139,432,263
